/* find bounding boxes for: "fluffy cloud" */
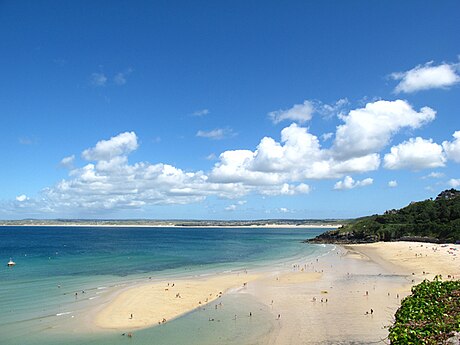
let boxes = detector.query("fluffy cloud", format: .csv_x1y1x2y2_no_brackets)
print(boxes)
321,132,334,141
225,204,237,211
259,183,311,196
388,180,398,188
60,155,75,168
17,131,312,214
7,97,448,215
448,179,460,188
268,100,315,124
333,176,373,190
196,128,235,140
316,98,349,118
268,99,348,124
210,123,380,185
442,131,460,163
43,161,217,212
225,200,247,211
16,194,28,202
333,100,435,159
392,61,460,93
422,172,445,179
383,137,446,170
82,132,138,161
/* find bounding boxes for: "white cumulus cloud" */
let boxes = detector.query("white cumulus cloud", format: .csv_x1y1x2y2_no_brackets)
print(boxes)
225,204,237,211
82,132,138,161
268,100,315,124
422,172,445,179
259,183,311,196
333,100,435,159
5,96,448,216
60,155,75,168
442,131,460,163
210,123,380,185
384,137,446,170
388,180,398,188
16,194,28,202
392,61,460,93
333,176,373,190
268,99,348,124
448,179,460,188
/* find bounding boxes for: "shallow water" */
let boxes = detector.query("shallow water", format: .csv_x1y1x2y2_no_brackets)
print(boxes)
0,226,329,345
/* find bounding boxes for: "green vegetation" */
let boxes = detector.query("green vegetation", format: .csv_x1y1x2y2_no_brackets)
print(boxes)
389,277,460,344
337,189,460,243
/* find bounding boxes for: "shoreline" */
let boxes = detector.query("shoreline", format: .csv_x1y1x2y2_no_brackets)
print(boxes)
0,223,342,229
90,241,460,343
94,272,262,330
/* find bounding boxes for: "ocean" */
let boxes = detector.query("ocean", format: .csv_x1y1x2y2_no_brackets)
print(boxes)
0,226,330,345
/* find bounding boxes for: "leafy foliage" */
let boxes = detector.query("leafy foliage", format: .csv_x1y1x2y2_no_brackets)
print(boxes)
340,189,460,243
389,277,460,344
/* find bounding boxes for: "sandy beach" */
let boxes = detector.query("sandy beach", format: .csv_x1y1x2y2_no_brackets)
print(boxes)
349,241,460,281
95,273,260,329
93,241,460,343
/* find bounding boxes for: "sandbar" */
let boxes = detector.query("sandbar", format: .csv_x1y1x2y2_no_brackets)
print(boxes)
95,273,259,329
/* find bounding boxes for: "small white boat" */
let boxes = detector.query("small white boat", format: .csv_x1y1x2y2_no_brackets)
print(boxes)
7,258,16,267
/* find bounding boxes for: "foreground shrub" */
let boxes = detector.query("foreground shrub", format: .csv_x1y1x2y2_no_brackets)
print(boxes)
389,276,460,344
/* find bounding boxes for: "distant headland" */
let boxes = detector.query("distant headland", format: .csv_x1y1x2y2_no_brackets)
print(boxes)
0,218,344,228
308,189,460,244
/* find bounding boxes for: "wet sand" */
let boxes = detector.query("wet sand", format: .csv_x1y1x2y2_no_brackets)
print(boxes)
95,273,260,329
94,241,460,344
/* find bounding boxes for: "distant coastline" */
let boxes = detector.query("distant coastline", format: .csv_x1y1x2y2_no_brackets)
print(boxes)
0,219,343,228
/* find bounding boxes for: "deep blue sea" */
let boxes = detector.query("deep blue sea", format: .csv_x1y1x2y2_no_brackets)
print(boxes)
0,226,329,345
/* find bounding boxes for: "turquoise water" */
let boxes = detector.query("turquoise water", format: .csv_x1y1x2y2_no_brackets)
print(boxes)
0,226,329,344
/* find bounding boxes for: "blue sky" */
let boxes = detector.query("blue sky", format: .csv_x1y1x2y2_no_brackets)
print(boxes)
1,0,459,220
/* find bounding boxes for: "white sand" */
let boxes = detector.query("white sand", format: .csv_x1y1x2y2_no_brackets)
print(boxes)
95,273,259,329
93,241,460,343
350,241,460,281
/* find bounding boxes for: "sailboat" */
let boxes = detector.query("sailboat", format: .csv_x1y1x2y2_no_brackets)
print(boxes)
7,258,16,267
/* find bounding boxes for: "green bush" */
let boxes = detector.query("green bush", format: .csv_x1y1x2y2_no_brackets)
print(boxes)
389,277,460,344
